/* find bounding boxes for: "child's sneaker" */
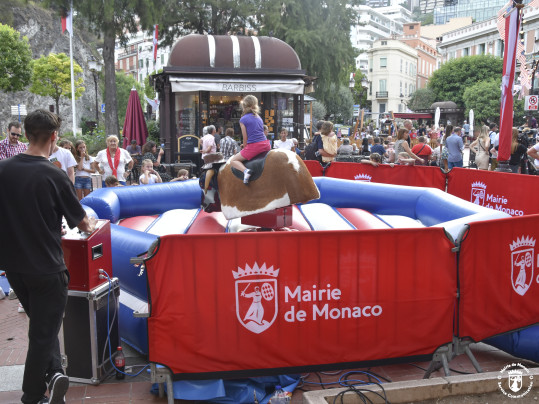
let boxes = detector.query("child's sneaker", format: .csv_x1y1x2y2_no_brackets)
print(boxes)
243,169,252,184
8,288,17,300
17,303,25,313
0,289,5,300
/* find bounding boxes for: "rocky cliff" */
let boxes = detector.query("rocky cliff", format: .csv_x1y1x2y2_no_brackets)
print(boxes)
0,3,102,135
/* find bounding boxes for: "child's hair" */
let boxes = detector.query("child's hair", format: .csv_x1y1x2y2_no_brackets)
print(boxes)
141,159,153,166
225,127,234,137
74,139,89,162
320,121,334,136
370,153,381,163
177,169,188,177
105,175,119,187
241,95,260,116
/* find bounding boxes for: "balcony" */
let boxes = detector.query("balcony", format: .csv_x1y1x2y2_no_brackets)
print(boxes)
376,91,388,98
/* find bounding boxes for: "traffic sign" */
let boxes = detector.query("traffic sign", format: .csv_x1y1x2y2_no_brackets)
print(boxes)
353,105,360,117
525,95,538,111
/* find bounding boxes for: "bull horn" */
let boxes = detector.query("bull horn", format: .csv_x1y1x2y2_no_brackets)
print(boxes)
204,169,215,194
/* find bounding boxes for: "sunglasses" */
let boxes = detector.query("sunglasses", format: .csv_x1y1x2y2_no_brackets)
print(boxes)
10,132,22,137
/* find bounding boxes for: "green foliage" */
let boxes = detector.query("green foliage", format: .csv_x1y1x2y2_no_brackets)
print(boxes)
61,129,108,156
29,53,84,115
144,74,156,100
0,23,32,92
462,79,501,124
428,55,503,108
146,120,160,143
258,0,358,103
116,72,144,130
159,0,259,44
407,87,436,111
325,83,354,123
351,69,369,108
312,100,327,122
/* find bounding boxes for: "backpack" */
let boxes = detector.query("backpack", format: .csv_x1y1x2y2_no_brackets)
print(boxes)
304,134,322,162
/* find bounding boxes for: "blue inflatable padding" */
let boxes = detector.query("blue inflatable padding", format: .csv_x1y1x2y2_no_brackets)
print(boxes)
151,374,300,403
111,224,157,300
485,325,539,363
82,188,121,222
119,302,148,355
82,180,203,223
0,274,10,294
81,204,98,219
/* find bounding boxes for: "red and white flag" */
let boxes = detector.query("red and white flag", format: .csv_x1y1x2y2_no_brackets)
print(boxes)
498,5,521,162
153,24,159,62
61,8,73,37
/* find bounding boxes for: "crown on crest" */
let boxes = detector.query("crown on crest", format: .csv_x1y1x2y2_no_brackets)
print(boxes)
232,262,280,279
510,236,536,251
354,174,372,181
471,181,486,189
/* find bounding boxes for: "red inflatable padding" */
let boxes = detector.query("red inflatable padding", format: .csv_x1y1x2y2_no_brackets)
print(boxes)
119,216,158,232
303,160,324,177
458,214,539,341
146,228,456,377
336,208,391,230
290,205,312,231
324,162,446,190
186,211,228,234
447,167,537,216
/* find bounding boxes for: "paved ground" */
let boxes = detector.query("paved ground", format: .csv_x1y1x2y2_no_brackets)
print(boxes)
2,294,537,404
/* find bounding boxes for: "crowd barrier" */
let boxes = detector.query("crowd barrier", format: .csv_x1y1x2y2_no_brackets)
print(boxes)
146,228,457,378
304,162,539,216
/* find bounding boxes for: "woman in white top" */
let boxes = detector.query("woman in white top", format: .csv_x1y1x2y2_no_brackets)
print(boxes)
73,140,96,200
94,135,133,186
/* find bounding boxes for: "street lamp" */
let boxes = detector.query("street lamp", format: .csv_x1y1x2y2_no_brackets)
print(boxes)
88,57,103,124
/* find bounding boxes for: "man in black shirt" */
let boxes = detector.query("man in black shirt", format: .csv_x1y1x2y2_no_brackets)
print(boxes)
0,109,96,404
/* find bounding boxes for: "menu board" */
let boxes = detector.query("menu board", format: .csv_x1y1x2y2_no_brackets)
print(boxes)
178,135,199,154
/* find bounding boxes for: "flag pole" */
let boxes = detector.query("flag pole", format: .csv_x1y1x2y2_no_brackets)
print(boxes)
69,0,76,136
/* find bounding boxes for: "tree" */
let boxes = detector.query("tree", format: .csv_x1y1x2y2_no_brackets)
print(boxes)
325,83,354,123
407,88,436,111
29,53,84,116
257,0,359,104
462,78,525,126
158,0,259,45
312,100,327,122
45,0,159,137
116,72,143,130
0,23,32,93
428,55,503,108
351,69,370,109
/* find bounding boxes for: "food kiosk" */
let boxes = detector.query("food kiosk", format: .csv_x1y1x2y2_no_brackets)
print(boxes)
152,34,312,165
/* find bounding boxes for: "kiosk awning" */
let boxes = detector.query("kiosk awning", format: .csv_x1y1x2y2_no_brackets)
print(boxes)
170,77,305,94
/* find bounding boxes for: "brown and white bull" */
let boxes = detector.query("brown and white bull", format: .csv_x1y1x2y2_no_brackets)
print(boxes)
202,149,320,220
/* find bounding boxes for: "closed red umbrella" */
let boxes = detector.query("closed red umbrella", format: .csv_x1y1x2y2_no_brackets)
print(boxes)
122,88,148,148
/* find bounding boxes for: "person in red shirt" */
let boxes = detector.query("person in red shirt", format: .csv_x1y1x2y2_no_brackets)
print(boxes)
0,122,27,160
411,136,433,166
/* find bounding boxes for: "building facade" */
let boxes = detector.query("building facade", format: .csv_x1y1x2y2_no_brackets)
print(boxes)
434,0,532,25
367,39,418,124
400,22,439,89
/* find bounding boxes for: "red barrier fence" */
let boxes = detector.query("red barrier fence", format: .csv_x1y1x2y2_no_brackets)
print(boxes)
458,214,539,342
305,162,539,216
324,163,446,190
146,228,456,377
447,168,536,217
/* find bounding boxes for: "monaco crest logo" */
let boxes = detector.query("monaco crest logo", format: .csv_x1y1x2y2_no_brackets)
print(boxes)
471,181,486,206
510,236,535,296
233,263,279,334
354,173,372,182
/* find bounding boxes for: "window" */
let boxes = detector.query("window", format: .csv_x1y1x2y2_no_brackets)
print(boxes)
379,103,386,113
379,79,387,92
400,59,403,72
380,57,387,68
139,59,144,68
381,40,387,45
161,54,165,64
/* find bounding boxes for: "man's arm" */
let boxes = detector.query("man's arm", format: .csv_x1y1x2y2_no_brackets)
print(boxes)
77,215,97,233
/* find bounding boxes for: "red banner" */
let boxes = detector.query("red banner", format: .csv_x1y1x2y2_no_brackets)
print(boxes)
146,229,456,377
325,163,446,190
458,215,539,341
447,168,537,216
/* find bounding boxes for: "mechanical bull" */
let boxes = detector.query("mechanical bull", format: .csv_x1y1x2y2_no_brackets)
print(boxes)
200,149,320,220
